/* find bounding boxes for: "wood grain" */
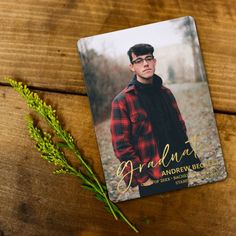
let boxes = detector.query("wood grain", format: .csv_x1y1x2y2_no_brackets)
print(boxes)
0,0,235,112
0,0,236,235
0,87,235,235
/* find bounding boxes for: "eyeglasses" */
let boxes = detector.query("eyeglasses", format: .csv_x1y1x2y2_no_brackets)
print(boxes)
132,55,154,65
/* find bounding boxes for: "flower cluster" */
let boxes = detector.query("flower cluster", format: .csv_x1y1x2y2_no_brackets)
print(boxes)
6,77,138,233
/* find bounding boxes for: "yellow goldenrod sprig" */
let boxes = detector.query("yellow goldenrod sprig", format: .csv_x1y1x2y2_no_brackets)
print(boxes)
6,77,139,233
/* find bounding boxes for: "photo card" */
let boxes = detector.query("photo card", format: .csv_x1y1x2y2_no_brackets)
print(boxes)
77,16,227,202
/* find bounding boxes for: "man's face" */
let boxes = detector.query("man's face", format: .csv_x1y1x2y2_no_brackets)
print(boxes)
129,53,156,83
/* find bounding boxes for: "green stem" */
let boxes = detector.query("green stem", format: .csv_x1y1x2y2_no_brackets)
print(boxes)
73,149,118,221
68,166,104,196
8,80,137,232
70,157,118,221
111,202,139,233
37,109,118,221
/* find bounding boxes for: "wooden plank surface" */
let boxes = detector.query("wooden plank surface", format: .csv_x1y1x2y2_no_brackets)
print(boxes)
0,0,235,112
0,0,236,235
0,87,236,235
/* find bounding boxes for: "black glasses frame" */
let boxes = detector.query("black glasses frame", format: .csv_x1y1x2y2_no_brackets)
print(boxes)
132,55,155,64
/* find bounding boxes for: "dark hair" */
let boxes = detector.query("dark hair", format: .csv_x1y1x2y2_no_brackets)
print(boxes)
127,44,154,63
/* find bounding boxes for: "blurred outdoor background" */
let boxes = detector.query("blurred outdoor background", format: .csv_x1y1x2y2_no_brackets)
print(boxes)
78,16,226,202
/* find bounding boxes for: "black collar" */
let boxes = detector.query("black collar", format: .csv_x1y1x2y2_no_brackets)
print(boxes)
128,74,163,89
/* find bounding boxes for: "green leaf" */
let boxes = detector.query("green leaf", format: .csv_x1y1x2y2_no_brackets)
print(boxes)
95,193,105,203
56,142,70,149
81,184,97,193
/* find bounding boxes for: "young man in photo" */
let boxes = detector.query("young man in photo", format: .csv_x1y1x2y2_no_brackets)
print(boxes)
110,43,203,197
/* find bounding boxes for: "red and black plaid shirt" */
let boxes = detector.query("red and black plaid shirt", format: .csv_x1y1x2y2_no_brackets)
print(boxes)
110,80,186,188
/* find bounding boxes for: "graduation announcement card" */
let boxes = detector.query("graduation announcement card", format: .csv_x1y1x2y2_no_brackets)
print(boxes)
77,16,227,202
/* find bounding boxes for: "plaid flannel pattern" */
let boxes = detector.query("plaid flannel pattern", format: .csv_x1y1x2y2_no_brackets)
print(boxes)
110,84,186,187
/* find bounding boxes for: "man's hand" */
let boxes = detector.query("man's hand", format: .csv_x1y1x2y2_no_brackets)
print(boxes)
141,178,155,186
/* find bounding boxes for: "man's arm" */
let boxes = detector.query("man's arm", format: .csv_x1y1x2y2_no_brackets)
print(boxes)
110,98,150,187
